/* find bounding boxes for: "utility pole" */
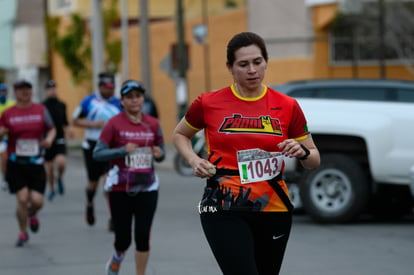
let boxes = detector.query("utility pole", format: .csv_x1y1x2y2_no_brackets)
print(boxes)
176,0,188,121
378,0,386,79
44,0,53,79
202,0,210,92
91,0,104,89
121,0,129,81
140,0,151,95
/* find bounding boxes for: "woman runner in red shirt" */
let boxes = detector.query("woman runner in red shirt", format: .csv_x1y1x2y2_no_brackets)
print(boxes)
94,80,165,275
173,32,320,275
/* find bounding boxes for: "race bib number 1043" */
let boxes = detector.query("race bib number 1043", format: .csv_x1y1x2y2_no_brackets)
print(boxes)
237,148,284,184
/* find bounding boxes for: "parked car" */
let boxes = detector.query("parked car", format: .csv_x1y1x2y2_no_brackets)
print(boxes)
269,79,414,223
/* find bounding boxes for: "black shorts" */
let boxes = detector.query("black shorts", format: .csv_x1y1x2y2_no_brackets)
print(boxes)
44,142,67,161
83,140,110,181
6,160,46,194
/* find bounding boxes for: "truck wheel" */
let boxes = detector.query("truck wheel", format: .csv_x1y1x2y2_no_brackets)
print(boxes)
299,154,369,223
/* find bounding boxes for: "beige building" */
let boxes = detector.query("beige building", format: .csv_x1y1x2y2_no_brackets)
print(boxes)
48,0,247,143
48,0,414,143
249,0,414,83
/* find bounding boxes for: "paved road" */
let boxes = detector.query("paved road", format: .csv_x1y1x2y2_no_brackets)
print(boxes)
0,146,413,275
0,147,221,275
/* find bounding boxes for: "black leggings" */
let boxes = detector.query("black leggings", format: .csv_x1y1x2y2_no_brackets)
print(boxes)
200,211,292,275
109,191,158,252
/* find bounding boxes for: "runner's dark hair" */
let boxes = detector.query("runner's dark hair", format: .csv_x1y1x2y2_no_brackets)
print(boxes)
226,32,268,66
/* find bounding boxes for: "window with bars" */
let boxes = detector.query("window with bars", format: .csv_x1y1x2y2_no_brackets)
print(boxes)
329,1,414,65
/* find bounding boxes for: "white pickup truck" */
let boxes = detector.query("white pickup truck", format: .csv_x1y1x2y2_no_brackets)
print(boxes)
273,79,414,223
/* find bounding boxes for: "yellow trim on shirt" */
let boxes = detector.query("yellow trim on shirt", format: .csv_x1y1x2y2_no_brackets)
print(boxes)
230,84,267,101
294,134,309,141
184,119,202,131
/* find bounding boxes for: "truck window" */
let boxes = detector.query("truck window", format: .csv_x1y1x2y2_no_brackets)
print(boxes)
288,89,315,98
395,88,414,103
316,87,387,101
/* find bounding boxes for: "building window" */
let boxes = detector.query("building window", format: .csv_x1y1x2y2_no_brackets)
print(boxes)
57,0,72,9
329,1,414,65
51,0,74,15
331,35,401,64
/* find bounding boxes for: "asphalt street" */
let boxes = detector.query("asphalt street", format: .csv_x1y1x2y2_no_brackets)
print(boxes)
0,145,413,275
0,145,222,275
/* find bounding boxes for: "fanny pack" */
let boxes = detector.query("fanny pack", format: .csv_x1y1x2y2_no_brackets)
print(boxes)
118,168,154,194
204,168,293,212
9,154,42,165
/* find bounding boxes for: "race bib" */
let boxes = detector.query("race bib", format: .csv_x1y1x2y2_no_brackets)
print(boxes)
16,139,40,156
237,148,284,184
125,147,153,169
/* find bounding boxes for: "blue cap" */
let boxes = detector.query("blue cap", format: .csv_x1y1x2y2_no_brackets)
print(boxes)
120,80,146,96
0,83,6,91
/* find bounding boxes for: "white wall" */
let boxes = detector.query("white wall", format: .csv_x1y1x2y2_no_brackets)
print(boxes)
248,0,313,59
14,67,41,103
13,25,47,102
0,0,16,69
13,26,47,68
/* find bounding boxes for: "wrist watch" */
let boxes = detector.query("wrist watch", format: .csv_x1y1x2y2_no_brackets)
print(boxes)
298,144,310,160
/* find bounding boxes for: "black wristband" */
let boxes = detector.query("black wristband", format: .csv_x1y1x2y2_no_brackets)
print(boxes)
298,144,310,160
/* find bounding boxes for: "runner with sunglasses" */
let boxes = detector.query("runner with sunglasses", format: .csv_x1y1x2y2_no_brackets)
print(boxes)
72,73,122,228
93,80,165,275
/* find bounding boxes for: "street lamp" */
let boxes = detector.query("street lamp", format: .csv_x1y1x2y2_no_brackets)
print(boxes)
176,0,188,121
201,0,210,93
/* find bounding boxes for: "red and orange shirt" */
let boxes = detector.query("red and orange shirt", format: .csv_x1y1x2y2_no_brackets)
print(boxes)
185,85,309,211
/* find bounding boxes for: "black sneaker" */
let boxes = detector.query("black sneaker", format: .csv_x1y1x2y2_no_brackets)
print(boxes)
15,233,29,247
86,204,95,226
29,217,39,233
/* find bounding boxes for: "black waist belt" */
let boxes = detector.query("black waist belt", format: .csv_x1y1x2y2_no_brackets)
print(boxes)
212,168,283,180
208,168,293,212
214,168,240,176
9,154,40,165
